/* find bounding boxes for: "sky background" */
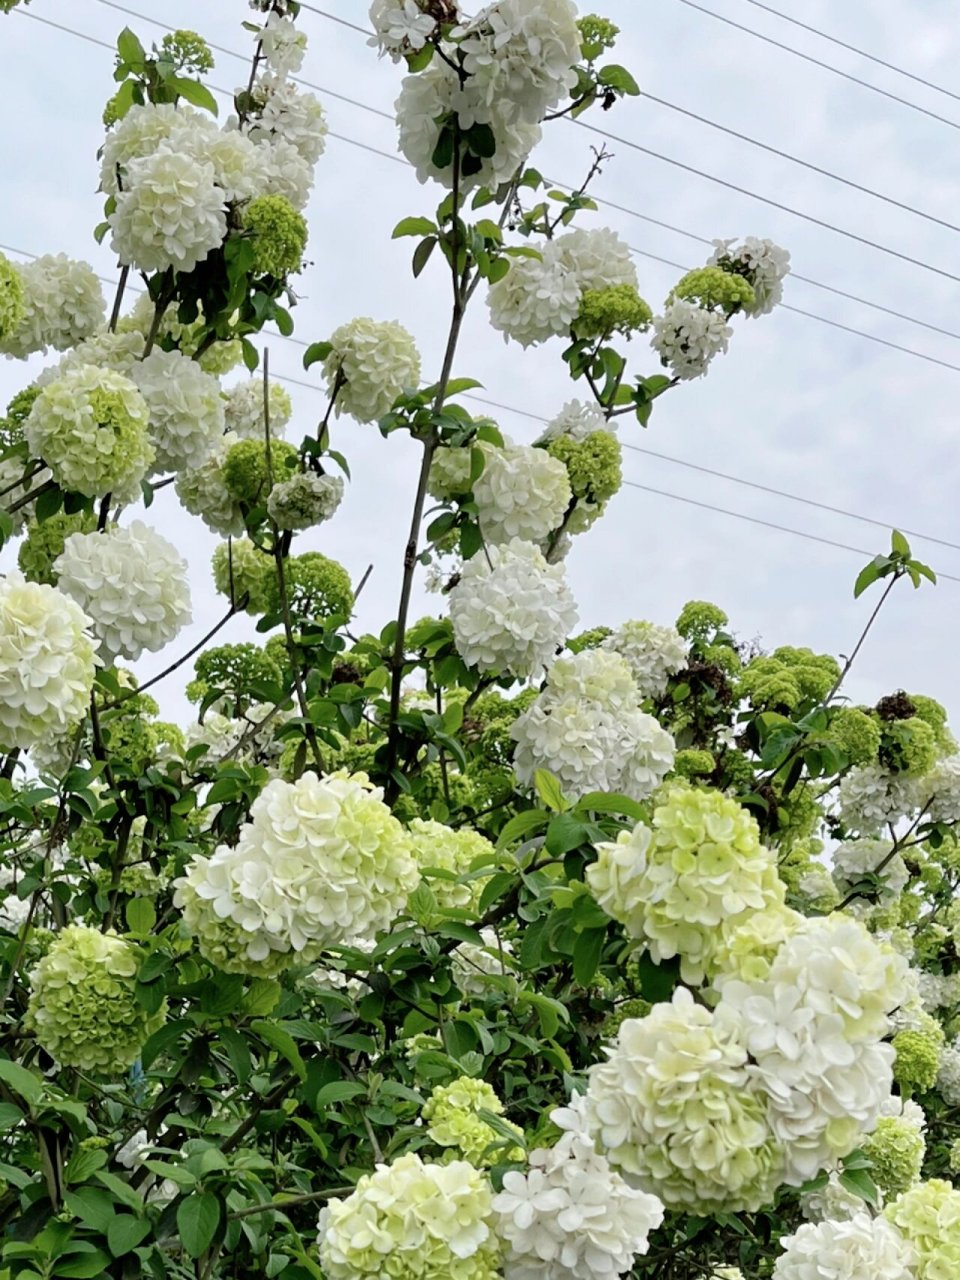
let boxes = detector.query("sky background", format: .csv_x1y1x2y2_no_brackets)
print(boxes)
1,0,959,728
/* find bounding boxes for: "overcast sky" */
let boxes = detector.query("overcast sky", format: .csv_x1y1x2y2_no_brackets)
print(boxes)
2,0,959,729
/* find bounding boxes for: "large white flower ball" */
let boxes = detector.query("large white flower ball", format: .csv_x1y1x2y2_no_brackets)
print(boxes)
474,442,572,545
772,1213,915,1280
322,317,421,424
109,148,227,274
0,254,105,359
132,348,225,474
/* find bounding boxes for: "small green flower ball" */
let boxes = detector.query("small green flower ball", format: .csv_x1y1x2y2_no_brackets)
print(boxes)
909,694,953,750
422,1077,524,1167
862,1116,925,1198
211,538,276,614
18,511,97,586
893,1014,945,1095
828,706,882,767
676,599,728,641
546,429,622,505
243,194,308,278
578,15,620,53
673,748,716,780
222,438,299,509
24,924,166,1074
1,385,40,448
574,285,652,339
0,252,24,344
568,625,613,654
881,716,939,777
266,551,354,620
669,266,755,315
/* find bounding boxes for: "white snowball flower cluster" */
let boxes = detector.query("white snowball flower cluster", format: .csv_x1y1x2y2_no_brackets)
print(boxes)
494,1094,664,1280
54,522,192,664
512,649,675,802
175,431,245,537
267,472,344,531
473,442,571,545
831,838,909,906
584,988,783,1212
25,364,153,500
601,620,688,699
36,330,145,386
772,1214,916,1280
0,254,104,358
323,317,422,423
110,148,227,274
369,0,437,61
258,11,307,75
0,573,99,752
245,72,329,168
651,299,732,380
800,1171,869,1224
488,228,637,348
0,455,49,535
924,755,960,823
937,1039,960,1105
174,773,419,976
99,103,202,197
709,236,791,317
131,348,225,474
839,764,923,836
717,913,911,1184
223,377,292,440
536,399,609,444
449,537,578,679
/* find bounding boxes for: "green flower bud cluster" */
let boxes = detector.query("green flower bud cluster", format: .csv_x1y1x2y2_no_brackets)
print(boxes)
578,14,620,54
574,285,652,339
827,706,882,766
422,1077,524,1166
0,385,40,448
0,251,24,344
885,1179,960,1278
669,266,756,315
545,429,622,506
161,28,215,73
212,539,276,614
910,694,955,752
601,996,651,1037
24,924,166,1074
243,195,308,278
863,1116,925,1198
880,716,939,777
188,642,284,710
18,511,97,586
222,438,299,510
93,863,164,900
676,599,728,642
568,626,613,654
673,748,716,779
266,552,354,620
739,647,840,712
893,1013,945,1095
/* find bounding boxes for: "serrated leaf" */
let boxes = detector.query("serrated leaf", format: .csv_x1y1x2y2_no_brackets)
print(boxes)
116,27,145,67
534,769,568,813
250,1020,307,1081
177,1192,221,1259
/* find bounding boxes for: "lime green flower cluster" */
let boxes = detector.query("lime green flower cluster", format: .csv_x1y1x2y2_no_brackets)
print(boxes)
24,924,166,1074
710,903,802,983
911,694,954,752
18,511,97,586
568,625,613,654
422,1077,524,1167
0,251,24,342
894,1013,945,1095
669,266,756,315
0,385,40,448
93,862,164,900
881,716,939,776
243,194,308,278
545,429,622,507
673,748,715,779
601,995,651,1037
575,285,652,339
212,539,276,614
161,28,214,74
266,552,353,620
408,819,493,912
863,1116,925,1198
222,438,299,509
885,1179,960,1279
578,14,620,54
319,1153,501,1280
187,642,284,710
103,709,184,775
826,706,882,766
676,599,728,643
739,647,840,711
587,784,787,983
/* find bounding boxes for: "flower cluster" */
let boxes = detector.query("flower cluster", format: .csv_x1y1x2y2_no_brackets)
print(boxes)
318,1153,500,1280
55,523,192,665
473,442,572,545
885,1179,960,1279
0,250,24,343
422,1077,523,1166
601,620,688,699
511,649,675,801
408,818,493,911
370,0,438,61
771,1214,916,1280
322,317,421,423
831,838,909,906
175,432,246,537
651,299,732,380
223,377,292,440
132,347,225,474
0,253,104,358
110,145,227,274
709,236,791,316
24,924,166,1075
267,471,344,530
174,773,419,975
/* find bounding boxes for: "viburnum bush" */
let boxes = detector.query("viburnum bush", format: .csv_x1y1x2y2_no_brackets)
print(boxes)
0,3,955,1279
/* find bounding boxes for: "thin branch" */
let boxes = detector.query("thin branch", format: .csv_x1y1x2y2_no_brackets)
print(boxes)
227,1187,353,1221
108,264,130,334
101,606,241,711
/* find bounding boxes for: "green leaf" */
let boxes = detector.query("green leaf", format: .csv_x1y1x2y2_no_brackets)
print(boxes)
495,809,549,851
413,236,438,278
574,791,648,822
315,1081,366,1107
63,1188,116,1234
534,769,568,813
0,1059,42,1106
107,1216,150,1258
242,977,282,1017
241,338,260,372
854,555,888,598
545,813,588,856
250,1020,307,1081
177,1192,221,1259
393,216,437,239
838,1167,880,1208
598,63,640,95
35,485,64,523
634,952,680,1003
890,528,911,558
572,927,606,987
116,27,145,66
303,341,333,370
54,1250,112,1279
168,75,218,116
0,1102,23,1130
125,897,156,935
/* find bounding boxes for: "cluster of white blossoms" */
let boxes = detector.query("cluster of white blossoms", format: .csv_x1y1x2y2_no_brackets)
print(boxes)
174,431,246,537
322,317,422,423
131,347,225,474
369,0,439,61
243,71,329,174
223,377,292,440
0,254,105,359
511,649,675,801
408,818,494,911
0,573,99,752
267,471,344,531
601,619,688,699
830,837,909,906
257,10,307,76
651,299,732,380
488,228,638,348
709,236,792,317
493,1094,664,1280
174,773,419,975
473,442,572,544
54,522,191,664
772,1213,916,1280
838,764,923,835
536,399,608,444
449,538,578,679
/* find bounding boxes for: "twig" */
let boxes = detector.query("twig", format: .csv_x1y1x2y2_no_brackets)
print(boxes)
227,1186,353,1221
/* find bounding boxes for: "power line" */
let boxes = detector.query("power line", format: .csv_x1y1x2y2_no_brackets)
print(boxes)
622,480,960,583
741,0,960,106
297,4,371,39
674,0,960,133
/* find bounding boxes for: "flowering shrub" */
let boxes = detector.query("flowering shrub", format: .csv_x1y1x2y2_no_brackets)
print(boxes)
0,4,954,1280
